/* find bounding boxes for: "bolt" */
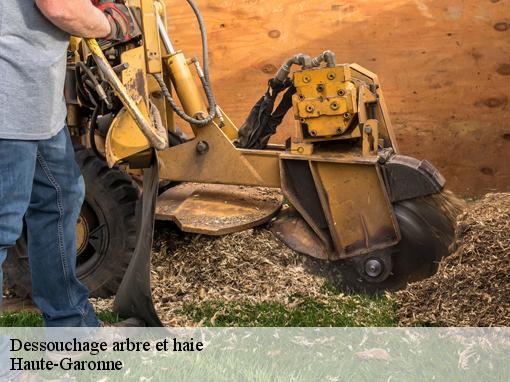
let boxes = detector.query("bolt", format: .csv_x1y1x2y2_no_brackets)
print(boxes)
297,146,304,153
364,258,384,278
309,130,317,137
112,62,129,73
316,84,325,92
298,94,305,101
343,112,351,119
364,126,372,134
305,104,315,113
303,76,311,83
196,140,209,154
337,89,345,96
327,72,336,80
336,128,342,134
330,102,339,110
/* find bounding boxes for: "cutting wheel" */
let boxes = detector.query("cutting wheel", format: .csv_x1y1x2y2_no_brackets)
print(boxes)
329,193,460,293
155,183,283,235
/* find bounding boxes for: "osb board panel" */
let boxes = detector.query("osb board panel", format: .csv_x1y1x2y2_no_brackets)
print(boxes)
165,0,510,196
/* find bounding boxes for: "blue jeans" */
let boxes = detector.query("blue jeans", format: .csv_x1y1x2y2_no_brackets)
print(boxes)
0,127,99,327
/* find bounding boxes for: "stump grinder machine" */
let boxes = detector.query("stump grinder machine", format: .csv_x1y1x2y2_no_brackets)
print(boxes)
5,0,459,326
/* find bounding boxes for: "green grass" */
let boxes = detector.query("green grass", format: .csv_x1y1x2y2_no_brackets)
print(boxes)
0,295,397,327
0,283,397,327
0,311,43,327
0,310,120,327
182,295,397,327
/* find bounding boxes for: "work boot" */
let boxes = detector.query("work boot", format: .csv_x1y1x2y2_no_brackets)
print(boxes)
45,318,145,363
10,371,74,382
101,317,146,327
96,318,146,348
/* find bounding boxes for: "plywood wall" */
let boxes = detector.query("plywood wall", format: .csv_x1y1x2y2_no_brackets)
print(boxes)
165,0,510,196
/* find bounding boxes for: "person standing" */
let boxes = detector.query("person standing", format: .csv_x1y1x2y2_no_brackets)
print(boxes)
0,1,140,380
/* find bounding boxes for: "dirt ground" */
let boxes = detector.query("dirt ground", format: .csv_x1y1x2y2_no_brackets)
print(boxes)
396,193,510,326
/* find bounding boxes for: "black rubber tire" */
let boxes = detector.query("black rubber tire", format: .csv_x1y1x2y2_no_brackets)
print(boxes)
328,196,456,294
4,148,139,298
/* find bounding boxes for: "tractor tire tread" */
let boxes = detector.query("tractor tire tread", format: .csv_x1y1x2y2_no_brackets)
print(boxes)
4,148,139,299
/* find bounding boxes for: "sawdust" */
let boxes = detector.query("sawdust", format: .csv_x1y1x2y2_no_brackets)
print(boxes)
92,224,348,326
396,193,510,327
93,192,509,327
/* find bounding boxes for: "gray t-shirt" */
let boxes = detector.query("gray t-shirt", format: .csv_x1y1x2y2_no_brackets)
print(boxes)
0,1,69,140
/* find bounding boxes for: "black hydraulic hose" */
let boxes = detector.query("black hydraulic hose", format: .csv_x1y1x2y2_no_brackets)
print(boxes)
77,61,112,108
152,72,215,127
89,105,107,162
274,54,312,83
274,50,338,83
311,50,337,68
77,61,100,88
185,0,211,84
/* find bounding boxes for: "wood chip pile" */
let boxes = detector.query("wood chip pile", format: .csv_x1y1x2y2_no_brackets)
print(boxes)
93,224,350,326
151,226,332,325
396,193,510,326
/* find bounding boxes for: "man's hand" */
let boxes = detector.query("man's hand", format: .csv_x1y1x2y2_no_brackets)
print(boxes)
35,0,111,38
93,1,137,42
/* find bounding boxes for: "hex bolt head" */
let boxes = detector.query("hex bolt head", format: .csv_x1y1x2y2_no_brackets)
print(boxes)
196,140,209,154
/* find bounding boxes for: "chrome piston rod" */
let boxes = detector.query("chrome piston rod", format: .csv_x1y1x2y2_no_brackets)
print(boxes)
156,14,176,55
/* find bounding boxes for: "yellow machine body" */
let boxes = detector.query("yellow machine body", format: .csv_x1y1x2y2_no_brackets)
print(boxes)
52,0,455,326
70,0,431,261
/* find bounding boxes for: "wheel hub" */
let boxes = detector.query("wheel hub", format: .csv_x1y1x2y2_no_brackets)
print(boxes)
364,258,384,278
351,253,393,284
75,200,104,269
76,214,89,256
